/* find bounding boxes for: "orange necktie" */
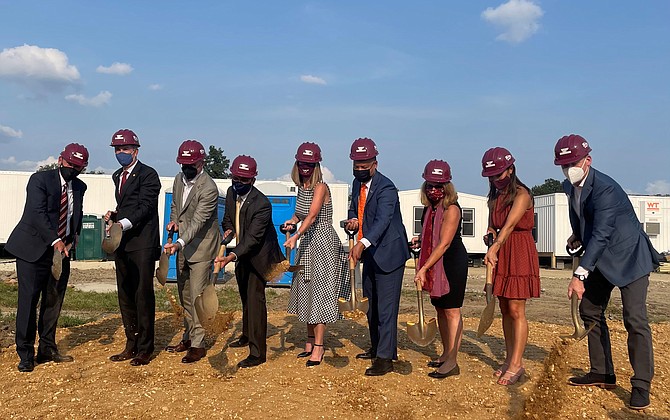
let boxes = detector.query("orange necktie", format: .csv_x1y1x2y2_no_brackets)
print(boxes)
357,184,367,240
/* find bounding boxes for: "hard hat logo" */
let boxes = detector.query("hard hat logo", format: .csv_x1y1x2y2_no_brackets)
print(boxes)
432,168,443,175
73,152,84,159
559,147,571,156
356,146,367,153
115,134,124,140
181,151,192,156
303,150,313,156
582,142,589,149
505,155,512,161
485,160,495,168
239,163,249,170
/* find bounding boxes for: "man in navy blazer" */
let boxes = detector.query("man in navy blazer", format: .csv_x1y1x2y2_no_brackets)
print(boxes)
345,138,410,376
555,134,659,410
6,143,89,372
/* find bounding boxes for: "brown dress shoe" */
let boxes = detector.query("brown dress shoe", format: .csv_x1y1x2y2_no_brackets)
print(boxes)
165,340,191,353
109,349,137,362
181,347,207,364
130,353,152,366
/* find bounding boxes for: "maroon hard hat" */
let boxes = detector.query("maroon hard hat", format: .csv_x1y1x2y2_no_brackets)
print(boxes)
481,147,515,177
349,137,379,161
231,155,258,178
60,143,89,168
295,142,322,163
177,140,206,164
422,159,452,183
110,129,140,147
554,134,592,166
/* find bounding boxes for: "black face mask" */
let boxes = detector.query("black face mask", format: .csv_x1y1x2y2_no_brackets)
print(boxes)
353,169,372,183
181,164,198,181
60,166,81,182
232,181,252,196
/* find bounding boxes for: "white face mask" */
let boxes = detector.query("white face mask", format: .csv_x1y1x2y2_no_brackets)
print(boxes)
562,160,587,185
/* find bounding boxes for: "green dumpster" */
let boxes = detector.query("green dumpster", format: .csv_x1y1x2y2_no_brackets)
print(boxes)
76,214,104,261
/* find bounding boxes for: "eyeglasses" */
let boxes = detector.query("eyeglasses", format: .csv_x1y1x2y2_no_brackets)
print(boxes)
425,183,444,190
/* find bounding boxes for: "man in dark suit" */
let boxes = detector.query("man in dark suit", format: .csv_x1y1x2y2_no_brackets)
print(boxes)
345,138,410,376
6,143,89,372
217,155,285,368
555,134,659,410
104,129,161,366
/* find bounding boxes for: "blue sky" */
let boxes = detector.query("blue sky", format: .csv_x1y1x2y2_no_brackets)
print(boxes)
1,1,668,195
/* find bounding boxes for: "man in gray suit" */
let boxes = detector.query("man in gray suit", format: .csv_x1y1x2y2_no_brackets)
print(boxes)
163,140,222,363
554,134,659,411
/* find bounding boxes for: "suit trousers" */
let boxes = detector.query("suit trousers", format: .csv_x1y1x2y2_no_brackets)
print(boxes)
15,251,70,362
114,247,156,355
580,269,654,390
362,253,405,360
177,255,212,348
235,262,267,360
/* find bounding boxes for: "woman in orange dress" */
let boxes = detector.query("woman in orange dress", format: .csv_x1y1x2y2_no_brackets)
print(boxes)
481,147,540,386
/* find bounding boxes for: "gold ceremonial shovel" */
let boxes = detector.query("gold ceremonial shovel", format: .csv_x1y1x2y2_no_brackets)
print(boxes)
561,245,595,342
337,221,369,317
406,244,437,347
280,223,304,273
155,228,175,286
51,250,63,280
102,220,122,254
195,231,234,329
477,233,496,337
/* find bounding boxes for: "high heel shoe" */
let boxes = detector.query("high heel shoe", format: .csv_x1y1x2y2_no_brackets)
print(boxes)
306,344,324,367
297,335,315,358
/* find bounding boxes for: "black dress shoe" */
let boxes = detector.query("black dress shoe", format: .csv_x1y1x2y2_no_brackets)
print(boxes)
229,337,249,348
237,356,265,368
18,360,34,372
306,344,324,367
36,350,74,364
181,347,206,363
166,340,191,353
629,387,650,410
568,372,617,389
428,364,460,379
297,351,312,358
130,353,152,366
109,349,137,362
356,349,376,360
365,358,393,376
427,360,444,368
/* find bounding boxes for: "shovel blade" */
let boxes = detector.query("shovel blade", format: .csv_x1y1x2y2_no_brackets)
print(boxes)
51,251,63,280
337,298,355,314
477,297,496,337
155,253,169,285
194,285,218,328
407,318,438,347
102,223,122,254
357,296,369,314
286,264,304,273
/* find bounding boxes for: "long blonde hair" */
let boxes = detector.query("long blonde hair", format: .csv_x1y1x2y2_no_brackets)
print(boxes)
291,162,323,188
420,181,458,209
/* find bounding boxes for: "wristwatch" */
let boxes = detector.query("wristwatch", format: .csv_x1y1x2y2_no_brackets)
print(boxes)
573,272,587,281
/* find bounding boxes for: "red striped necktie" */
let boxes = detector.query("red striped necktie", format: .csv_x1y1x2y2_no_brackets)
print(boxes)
58,184,67,240
119,170,129,193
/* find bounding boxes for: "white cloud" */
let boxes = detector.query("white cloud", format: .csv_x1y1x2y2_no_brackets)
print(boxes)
65,90,112,107
481,0,544,44
0,156,17,164
0,155,59,171
646,180,670,195
96,62,133,75
300,74,327,85
148,83,163,91
0,124,23,141
0,44,80,90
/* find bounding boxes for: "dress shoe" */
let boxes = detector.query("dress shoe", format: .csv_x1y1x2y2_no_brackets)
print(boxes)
306,344,324,367
229,337,249,348
365,358,393,376
237,356,265,368
356,349,376,360
36,350,74,364
18,360,34,372
109,349,137,362
568,372,617,389
130,353,152,366
428,364,460,379
165,340,191,353
629,387,650,410
181,347,206,363
427,360,445,368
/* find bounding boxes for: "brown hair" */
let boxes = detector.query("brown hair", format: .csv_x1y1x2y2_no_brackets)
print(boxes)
420,181,458,209
486,164,532,212
291,162,323,188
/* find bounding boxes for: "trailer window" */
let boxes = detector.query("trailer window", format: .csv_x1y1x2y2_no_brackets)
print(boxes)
462,208,474,237
646,222,660,236
413,206,423,236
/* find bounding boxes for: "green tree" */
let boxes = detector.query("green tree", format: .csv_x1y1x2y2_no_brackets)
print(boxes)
204,145,230,179
36,163,58,172
531,178,563,196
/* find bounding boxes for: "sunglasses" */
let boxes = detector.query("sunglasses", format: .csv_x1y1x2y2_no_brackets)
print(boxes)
425,183,444,190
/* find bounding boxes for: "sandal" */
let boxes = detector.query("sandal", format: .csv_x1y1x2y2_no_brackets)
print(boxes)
297,335,315,358
497,367,525,386
494,363,509,378
306,344,324,367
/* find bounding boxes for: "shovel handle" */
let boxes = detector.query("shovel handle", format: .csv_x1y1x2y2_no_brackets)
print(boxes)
212,244,226,274
280,223,297,234
167,227,175,244
566,244,584,257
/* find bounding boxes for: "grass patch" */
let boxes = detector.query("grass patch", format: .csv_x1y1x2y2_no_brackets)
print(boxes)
0,283,119,312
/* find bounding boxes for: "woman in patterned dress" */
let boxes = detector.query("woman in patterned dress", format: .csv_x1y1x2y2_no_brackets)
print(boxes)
481,147,540,386
284,142,350,367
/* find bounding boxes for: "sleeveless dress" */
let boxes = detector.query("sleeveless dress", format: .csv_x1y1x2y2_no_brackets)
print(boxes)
491,191,541,299
287,184,351,323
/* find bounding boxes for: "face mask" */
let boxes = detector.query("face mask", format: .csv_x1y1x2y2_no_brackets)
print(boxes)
427,189,445,203
493,176,511,191
232,181,252,196
563,161,587,185
60,165,81,182
116,152,134,167
297,162,315,178
353,169,372,183
182,164,198,181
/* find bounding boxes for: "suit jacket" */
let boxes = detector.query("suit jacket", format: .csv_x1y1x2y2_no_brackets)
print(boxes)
170,172,222,262
6,169,86,262
112,161,161,256
348,171,410,272
221,186,285,279
564,168,659,287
